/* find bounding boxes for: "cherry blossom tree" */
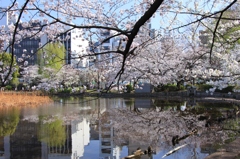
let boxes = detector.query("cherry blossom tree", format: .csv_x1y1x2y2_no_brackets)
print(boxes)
99,33,207,89
193,6,240,91
0,0,239,89
20,65,40,88
36,65,81,91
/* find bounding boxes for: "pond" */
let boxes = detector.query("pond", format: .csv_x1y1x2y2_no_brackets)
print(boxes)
0,96,239,159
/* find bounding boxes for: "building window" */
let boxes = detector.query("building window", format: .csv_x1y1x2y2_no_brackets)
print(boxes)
102,46,110,50
101,31,110,36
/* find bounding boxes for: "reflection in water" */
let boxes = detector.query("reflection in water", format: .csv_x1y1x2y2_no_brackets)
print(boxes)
0,108,20,159
0,108,20,137
0,97,239,159
71,119,90,158
38,118,66,147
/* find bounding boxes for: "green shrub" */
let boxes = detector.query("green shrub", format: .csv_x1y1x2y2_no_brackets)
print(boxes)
196,84,213,91
162,84,178,92
59,88,72,94
178,85,185,90
215,86,235,93
154,84,181,92
49,88,56,94
5,85,12,90
126,84,133,93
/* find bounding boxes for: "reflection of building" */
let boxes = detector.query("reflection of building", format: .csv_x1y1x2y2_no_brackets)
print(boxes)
12,120,73,159
99,121,120,159
0,118,91,159
9,121,43,159
71,119,90,159
0,136,4,158
0,98,134,159
0,136,10,159
47,125,72,159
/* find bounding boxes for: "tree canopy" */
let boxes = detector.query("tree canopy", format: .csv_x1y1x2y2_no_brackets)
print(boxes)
37,42,65,74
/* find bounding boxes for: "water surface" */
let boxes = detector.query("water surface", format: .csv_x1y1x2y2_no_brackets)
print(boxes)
0,97,239,159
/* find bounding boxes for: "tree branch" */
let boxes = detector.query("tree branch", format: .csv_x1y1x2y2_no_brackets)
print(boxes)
3,0,30,87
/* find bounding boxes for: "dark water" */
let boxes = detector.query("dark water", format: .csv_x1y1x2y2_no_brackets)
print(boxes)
0,97,239,159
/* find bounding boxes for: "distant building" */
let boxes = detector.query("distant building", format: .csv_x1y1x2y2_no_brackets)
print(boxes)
13,22,41,65
90,20,155,67
60,26,89,68
0,10,40,65
0,8,18,26
91,29,126,65
135,82,153,93
0,10,89,67
0,8,18,52
13,25,90,67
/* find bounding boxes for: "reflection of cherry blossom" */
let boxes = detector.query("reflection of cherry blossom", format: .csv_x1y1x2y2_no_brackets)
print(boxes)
100,106,238,152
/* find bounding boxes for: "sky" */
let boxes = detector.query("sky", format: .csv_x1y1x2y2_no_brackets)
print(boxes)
0,0,163,29
0,0,231,31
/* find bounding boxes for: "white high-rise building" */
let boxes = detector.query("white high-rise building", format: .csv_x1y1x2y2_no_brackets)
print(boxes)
61,26,89,68
0,8,18,26
69,28,89,68
0,8,18,52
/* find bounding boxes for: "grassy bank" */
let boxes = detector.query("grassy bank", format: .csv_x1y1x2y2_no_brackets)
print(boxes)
0,91,53,107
